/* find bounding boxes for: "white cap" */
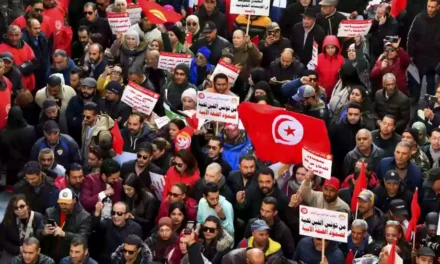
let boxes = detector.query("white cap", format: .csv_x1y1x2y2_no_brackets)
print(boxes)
58,188,73,204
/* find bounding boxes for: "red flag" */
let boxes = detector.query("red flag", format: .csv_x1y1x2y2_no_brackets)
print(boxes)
110,122,124,155
174,126,194,152
391,0,406,17
139,0,183,24
237,102,330,164
351,162,367,213
387,239,397,264
345,249,354,264
251,35,260,46
405,188,420,241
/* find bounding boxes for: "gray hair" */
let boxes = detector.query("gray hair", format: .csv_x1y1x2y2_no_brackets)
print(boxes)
206,163,222,176
357,128,371,138
53,49,67,58
352,219,368,231
382,73,396,83
396,141,412,150
39,148,54,156
23,237,40,248
7,25,21,33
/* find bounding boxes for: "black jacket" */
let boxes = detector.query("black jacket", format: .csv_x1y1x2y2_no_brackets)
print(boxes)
98,99,131,128
125,190,159,238
4,65,23,98
191,35,232,66
21,29,50,90
374,89,410,134
121,126,157,153
369,16,399,61
65,95,100,143
191,135,232,178
269,57,305,100
192,176,235,205
38,203,91,262
371,130,402,158
78,17,113,49
10,254,55,264
343,144,385,177
120,160,165,191
152,151,173,172
290,22,326,65
226,170,258,194
280,2,318,40
316,10,347,36
36,112,69,138
195,6,228,39
373,185,413,221
258,37,292,68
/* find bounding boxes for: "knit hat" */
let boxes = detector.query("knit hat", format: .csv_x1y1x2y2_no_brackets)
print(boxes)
254,81,271,94
106,81,124,96
412,121,427,136
196,46,211,60
181,88,197,103
169,25,183,43
124,29,140,47
403,128,419,143
158,217,173,229
174,63,190,77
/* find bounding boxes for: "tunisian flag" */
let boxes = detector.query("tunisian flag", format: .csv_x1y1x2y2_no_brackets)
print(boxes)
175,126,195,152
238,102,330,164
351,162,367,213
110,122,124,155
405,188,420,241
391,0,406,17
387,239,397,264
139,0,183,24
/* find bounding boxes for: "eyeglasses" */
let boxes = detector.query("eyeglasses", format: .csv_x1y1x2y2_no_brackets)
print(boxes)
167,192,182,198
14,204,27,211
187,22,197,26
137,154,149,160
84,11,94,15
202,226,217,233
123,249,136,255
33,8,44,12
111,211,126,216
308,77,317,82
207,145,218,150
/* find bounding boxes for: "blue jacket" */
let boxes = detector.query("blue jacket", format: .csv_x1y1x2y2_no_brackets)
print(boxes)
60,257,98,264
189,59,215,86
49,59,76,86
293,237,344,264
281,78,326,105
197,195,234,237
220,133,253,171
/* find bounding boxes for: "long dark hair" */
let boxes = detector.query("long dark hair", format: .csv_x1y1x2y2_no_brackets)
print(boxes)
123,173,145,207
199,215,223,241
174,149,198,175
168,202,188,233
2,194,29,227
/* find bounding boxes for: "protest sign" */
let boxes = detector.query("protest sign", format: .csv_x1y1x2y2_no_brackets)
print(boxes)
307,41,318,70
196,91,240,123
211,61,240,86
337,20,372,37
107,12,131,34
158,52,192,72
121,81,159,115
302,147,332,179
127,3,142,25
155,116,171,129
230,0,270,16
150,172,165,200
299,205,349,243
113,152,137,165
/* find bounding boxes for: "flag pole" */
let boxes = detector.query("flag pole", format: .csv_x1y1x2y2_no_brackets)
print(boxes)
412,187,418,253
246,14,251,35
355,202,359,219
215,122,219,135
321,239,325,262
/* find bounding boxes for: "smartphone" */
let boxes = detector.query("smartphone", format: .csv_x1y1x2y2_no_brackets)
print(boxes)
47,219,56,226
185,32,193,45
184,221,195,235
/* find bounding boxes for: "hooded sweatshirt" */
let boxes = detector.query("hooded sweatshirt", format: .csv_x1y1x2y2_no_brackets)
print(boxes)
162,63,197,110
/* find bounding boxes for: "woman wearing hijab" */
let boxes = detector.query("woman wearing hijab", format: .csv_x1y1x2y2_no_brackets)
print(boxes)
0,106,37,185
106,0,127,12
168,26,193,55
185,15,201,43
145,217,177,263
189,47,215,86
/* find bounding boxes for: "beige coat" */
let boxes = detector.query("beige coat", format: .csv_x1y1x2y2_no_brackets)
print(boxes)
299,180,350,213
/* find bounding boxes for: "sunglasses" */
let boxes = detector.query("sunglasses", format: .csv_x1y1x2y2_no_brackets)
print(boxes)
14,204,27,211
111,211,125,216
202,226,217,233
207,145,218,150
137,154,149,160
34,8,44,12
84,11,94,15
123,249,136,255
308,77,317,82
167,192,181,198
187,22,197,26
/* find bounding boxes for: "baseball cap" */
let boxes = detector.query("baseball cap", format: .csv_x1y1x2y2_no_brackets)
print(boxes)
425,212,439,230
43,120,60,133
0,52,14,62
357,189,374,202
47,75,62,87
81,77,97,88
389,199,408,216
384,170,400,183
292,85,315,102
251,219,270,232
302,8,317,18
319,0,338,6
323,177,340,191
106,81,123,96
203,21,217,33
266,22,280,32
417,247,436,257
58,188,74,204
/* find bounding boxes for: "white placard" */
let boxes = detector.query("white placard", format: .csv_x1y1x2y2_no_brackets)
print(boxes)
307,41,318,70
302,147,332,180
337,20,373,37
211,61,240,86
113,152,137,165
230,0,270,16
299,205,349,243
154,116,171,129
196,91,240,123
107,12,131,34
127,3,142,25
273,0,286,8
121,81,160,115
150,172,165,201
158,52,192,72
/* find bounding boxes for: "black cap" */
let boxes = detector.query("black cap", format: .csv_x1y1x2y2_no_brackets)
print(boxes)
425,212,439,230
43,120,60,133
0,52,14,62
389,199,408,216
136,142,153,153
47,75,62,87
384,170,400,183
417,247,436,257
106,81,123,96
302,7,317,18
203,21,216,33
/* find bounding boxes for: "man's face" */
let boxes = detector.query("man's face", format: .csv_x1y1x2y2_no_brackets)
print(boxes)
320,5,334,16
146,52,158,68
96,0,108,11
78,30,89,45
351,226,367,245
53,55,68,70
105,172,120,185
141,17,152,29
417,256,434,264
214,78,228,94
3,59,12,73
427,0,439,17
260,203,276,223
112,203,127,226
7,30,21,46
30,3,44,18
205,191,220,207
48,85,60,97
394,146,411,166
45,108,58,120
258,174,274,194
383,79,397,95
252,230,269,247
384,181,399,196
204,30,217,43
22,244,40,264
174,69,187,84
357,198,372,214
205,169,221,184
70,73,81,89
280,52,293,68
0,61,4,77
204,0,216,12
59,201,75,214
26,173,42,186
356,131,371,151
44,131,59,145
232,31,245,48
29,21,41,36
105,90,119,102
322,185,338,203
123,244,140,262
136,150,151,168
70,244,87,264
69,170,84,190
127,115,143,135
83,110,97,126
128,73,143,85
302,16,315,28
239,159,256,178
313,238,329,251
402,132,416,148
431,131,440,150
380,117,395,135
347,108,361,125
88,46,101,64
80,86,95,99
207,139,222,159
83,6,97,22
39,153,53,170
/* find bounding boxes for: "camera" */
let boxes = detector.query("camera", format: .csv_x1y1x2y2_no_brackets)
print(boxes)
425,94,438,108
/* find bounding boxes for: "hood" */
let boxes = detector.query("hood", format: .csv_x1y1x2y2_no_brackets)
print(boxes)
322,35,341,54
7,106,27,129
128,126,154,150
216,229,234,251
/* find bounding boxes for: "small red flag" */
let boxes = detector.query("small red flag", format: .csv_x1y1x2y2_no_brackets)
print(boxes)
251,35,260,46
110,122,124,155
391,0,406,17
174,126,194,152
345,249,354,264
405,188,420,241
237,102,330,164
351,162,367,213
387,239,397,264
139,0,183,24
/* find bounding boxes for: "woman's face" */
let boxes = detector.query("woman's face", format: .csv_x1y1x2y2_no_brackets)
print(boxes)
115,2,127,12
202,220,219,240
14,199,29,219
182,97,196,110
170,208,184,225
349,88,363,103
159,225,173,240
325,45,336,56
152,144,165,160
186,19,198,34
173,157,187,173
123,185,135,198
385,226,400,244
150,41,159,51
347,47,356,60
195,53,207,67
179,240,188,254
169,123,180,139
255,89,267,97
168,31,178,45
110,67,123,81
295,167,308,184
126,35,137,49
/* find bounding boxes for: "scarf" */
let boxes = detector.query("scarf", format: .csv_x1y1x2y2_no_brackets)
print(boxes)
153,233,176,260
430,145,440,168
17,211,35,244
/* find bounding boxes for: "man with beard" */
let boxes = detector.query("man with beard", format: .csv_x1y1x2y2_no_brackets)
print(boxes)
353,190,384,241
66,77,99,143
49,49,76,86
300,171,350,213
84,43,108,80
55,163,85,195
38,148,66,178
161,63,197,111
98,81,131,127
36,99,68,137
70,67,83,92
78,2,113,49
72,26,89,64
39,188,91,262
0,52,23,100
121,113,157,153
197,182,234,236
194,137,232,177
227,154,258,194
372,115,402,157
291,84,329,124
237,167,289,222
60,236,98,264
35,74,77,114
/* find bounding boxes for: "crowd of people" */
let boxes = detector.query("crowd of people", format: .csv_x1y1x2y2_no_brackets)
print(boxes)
1,0,440,263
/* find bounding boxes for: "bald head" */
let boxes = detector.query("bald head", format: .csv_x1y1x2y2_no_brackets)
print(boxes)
280,48,294,67
146,50,160,68
232,29,246,48
356,129,372,152
246,248,265,264
7,25,22,46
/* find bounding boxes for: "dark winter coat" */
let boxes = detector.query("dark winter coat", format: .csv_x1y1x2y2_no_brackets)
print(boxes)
125,190,159,238
289,22,326,65
98,99,132,128
195,6,228,39
374,88,410,134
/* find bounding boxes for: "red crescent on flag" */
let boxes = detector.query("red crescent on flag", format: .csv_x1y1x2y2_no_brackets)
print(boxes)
150,9,167,21
273,117,291,143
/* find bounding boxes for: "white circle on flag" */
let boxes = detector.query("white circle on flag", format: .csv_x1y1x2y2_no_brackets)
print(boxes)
271,115,304,145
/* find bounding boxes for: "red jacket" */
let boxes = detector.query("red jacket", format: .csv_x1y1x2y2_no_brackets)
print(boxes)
0,42,36,91
54,26,73,57
80,172,122,213
370,48,410,94
162,166,200,200
315,35,344,98
54,176,68,190
11,15,54,39
42,3,66,32
0,76,12,131
155,197,198,223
